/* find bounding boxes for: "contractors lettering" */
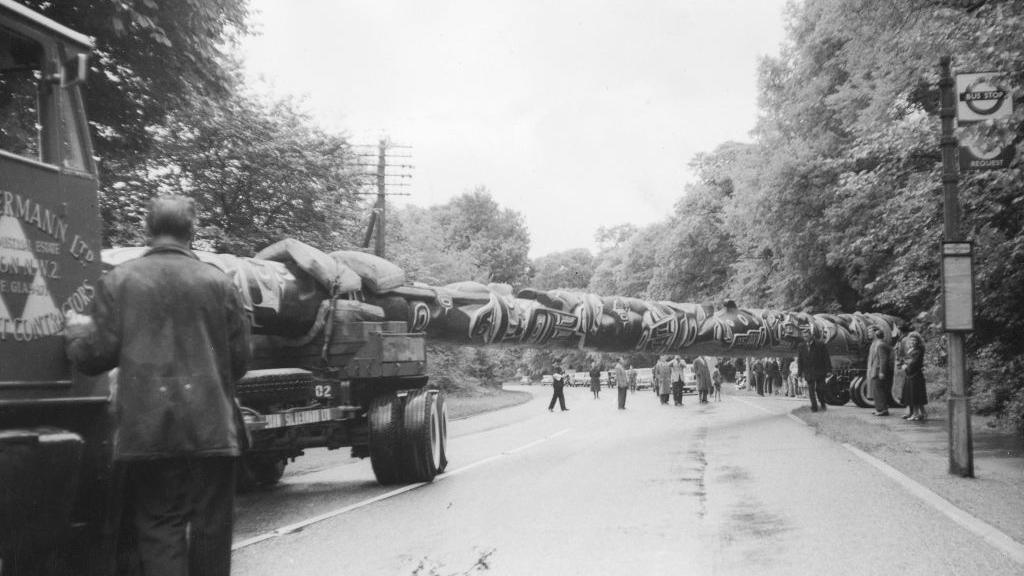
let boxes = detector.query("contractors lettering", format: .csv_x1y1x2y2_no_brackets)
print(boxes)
0,313,64,342
60,279,95,315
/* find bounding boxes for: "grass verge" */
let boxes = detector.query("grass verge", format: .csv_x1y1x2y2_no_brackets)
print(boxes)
445,384,534,420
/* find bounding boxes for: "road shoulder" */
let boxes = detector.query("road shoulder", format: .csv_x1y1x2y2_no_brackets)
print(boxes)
792,405,1024,548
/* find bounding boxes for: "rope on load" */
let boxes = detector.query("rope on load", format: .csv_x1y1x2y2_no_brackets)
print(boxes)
276,299,333,347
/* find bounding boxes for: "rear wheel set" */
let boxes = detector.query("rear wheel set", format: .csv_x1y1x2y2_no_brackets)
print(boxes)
368,389,448,485
237,454,288,492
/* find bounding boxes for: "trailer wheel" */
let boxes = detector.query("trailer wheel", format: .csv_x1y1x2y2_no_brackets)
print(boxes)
436,391,449,473
849,376,872,408
401,389,443,482
369,394,405,485
251,456,286,486
822,387,850,406
237,455,287,492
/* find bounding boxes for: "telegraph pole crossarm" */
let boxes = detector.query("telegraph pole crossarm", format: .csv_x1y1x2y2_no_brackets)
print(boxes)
356,136,414,258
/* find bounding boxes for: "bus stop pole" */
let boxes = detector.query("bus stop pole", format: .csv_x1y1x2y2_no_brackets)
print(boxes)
939,56,974,478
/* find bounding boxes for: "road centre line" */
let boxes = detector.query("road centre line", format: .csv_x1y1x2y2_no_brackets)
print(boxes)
232,427,572,552
843,443,1024,566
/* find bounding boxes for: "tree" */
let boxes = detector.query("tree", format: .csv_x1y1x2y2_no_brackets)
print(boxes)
529,249,595,290
387,205,488,285
649,143,745,303
588,222,666,298
19,0,248,162
106,90,365,253
430,188,532,285
741,0,1024,432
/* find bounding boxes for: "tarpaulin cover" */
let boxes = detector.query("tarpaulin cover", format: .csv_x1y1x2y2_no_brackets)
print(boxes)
329,250,406,293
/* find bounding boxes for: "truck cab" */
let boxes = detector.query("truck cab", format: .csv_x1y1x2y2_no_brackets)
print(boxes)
1,1,111,573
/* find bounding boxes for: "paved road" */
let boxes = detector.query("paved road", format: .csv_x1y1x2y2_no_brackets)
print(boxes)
231,386,1023,575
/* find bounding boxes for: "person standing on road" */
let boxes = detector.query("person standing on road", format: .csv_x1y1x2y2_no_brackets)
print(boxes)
711,363,723,401
614,358,629,410
796,330,832,413
780,357,794,397
867,326,894,416
627,364,637,393
654,356,672,404
548,366,570,412
751,358,765,396
589,361,602,399
902,331,929,421
669,355,686,406
765,358,782,396
790,358,803,397
65,196,251,576
694,356,712,404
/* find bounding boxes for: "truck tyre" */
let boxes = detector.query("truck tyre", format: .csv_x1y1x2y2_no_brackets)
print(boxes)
849,376,872,408
822,387,850,406
400,389,443,482
369,394,404,485
435,391,449,473
237,455,287,492
252,457,287,486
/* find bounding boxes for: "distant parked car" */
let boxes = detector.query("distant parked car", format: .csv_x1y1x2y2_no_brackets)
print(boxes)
635,368,654,390
540,374,553,385
682,364,697,394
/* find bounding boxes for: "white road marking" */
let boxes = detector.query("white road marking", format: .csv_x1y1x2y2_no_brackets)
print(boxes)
843,443,1024,566
232,427,572,552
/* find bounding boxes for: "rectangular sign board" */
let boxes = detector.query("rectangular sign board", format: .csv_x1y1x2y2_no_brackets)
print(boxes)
941,242,974,332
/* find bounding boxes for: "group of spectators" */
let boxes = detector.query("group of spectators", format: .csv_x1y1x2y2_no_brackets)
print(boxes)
866,323,930,420
548,322,930,420
550,355,724,412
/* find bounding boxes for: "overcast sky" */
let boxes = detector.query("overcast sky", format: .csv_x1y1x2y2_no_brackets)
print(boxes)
240,0,792,258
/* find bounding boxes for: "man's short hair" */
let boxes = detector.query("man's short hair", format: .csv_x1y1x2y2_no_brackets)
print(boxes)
146,195,196,241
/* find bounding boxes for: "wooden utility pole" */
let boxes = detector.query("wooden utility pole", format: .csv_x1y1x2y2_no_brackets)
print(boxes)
374,138,387,257
355,137,412,259
939,56,974,477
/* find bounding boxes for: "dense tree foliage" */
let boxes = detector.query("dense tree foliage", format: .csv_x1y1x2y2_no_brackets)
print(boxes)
106,91,365,253
17,0,250,201
528,249,595,290
430,188,532,285
610,0,1024,433
742,0,1024,433
521,0,1024,431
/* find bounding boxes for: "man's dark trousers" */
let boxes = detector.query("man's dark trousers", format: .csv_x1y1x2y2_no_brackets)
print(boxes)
548,386,567,410
806,377,828,412
871,376,891,413
671,381,683,405
617,387,628,409
126,457,236,576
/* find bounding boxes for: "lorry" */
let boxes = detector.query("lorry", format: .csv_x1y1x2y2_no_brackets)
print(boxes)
0,2,447,573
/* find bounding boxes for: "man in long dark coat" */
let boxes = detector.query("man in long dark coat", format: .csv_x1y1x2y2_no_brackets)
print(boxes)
796,330,832,413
